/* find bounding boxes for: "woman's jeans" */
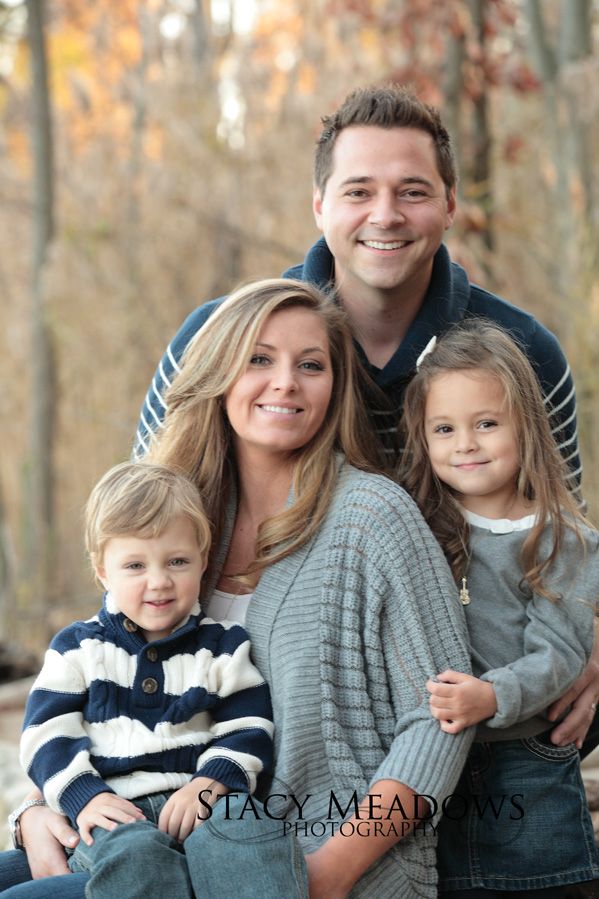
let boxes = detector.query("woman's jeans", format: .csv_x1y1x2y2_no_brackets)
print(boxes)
0,850,87,898
0,794,308,898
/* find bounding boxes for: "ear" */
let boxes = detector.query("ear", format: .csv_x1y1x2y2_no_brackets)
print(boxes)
445,186,457,230
312,186,324,231
92,555,110,591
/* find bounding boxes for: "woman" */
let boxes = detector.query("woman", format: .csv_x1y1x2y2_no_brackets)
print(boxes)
3,279,472,898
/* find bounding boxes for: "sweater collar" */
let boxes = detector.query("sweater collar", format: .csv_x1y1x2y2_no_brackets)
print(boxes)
301,237,470,385
100,591,202,648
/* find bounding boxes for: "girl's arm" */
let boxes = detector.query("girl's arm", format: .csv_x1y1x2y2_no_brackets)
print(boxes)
429,534,598,733
427,670,496,732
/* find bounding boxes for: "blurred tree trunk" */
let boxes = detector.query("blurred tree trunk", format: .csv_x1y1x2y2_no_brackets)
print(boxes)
25,0,55,621
523,0,594,298
442,13,465,180
191,0,211,72
468,0,493,252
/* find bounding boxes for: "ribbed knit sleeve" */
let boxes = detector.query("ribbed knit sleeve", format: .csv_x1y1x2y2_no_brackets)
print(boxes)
471,524,598,731
20,624,116,822
319,470,473,817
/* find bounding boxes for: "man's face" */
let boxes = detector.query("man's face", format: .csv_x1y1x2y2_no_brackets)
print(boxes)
313,125,456,307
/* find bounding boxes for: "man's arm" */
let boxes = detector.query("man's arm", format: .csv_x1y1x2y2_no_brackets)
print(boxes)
133,300,223,458
548,618,599,749
527,323,581,488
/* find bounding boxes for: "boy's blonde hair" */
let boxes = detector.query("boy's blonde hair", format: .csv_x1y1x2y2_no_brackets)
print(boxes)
401,319,587,600
85,462,212,567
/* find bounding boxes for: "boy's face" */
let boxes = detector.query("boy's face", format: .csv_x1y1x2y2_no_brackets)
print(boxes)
94,515,206,643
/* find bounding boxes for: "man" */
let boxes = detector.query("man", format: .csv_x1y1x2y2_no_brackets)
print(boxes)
135,86,580,486
11,84,597,884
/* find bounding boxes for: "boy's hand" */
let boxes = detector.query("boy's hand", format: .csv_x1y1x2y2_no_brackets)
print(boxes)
158,778,230,842
76,793,145,845
426,669,497,733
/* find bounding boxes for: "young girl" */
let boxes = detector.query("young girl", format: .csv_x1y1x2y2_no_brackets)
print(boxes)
401,320,599,898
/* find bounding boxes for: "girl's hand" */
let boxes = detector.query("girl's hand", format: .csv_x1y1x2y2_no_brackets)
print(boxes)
426,670,497,732
20,802,79,878
158,778,229,842
76,793,145,846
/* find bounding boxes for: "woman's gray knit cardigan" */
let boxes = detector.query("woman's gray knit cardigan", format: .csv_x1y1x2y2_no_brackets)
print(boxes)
207,463,473,898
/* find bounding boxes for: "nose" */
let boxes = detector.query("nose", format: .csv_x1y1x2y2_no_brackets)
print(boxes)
368,191,405,229
272,361,298,392
455,429,478,453
147,567,173,590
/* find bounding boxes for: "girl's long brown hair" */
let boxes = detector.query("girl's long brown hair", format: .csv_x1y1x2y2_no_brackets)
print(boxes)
147,278,382,585
400,319,587,600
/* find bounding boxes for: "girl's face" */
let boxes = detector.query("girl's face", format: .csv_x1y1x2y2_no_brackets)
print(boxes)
225,307,334,461
424,369,526,519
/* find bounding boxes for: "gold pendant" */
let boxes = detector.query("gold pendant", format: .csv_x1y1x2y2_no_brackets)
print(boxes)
459,577,471,606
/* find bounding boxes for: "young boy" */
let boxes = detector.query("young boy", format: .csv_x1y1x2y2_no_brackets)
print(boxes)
17,462,273,890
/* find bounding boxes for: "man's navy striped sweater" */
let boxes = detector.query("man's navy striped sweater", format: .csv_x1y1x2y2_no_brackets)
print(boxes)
20,594,273,824
134,239,581,489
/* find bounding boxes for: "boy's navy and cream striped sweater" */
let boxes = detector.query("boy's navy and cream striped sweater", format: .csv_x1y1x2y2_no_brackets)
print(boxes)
20,594,274,825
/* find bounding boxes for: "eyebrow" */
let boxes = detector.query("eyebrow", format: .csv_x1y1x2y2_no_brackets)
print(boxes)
338,175,435,190
426,409,503,422
255,342,327,354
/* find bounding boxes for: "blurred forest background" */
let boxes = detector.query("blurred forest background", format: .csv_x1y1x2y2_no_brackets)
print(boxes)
0,0,597,657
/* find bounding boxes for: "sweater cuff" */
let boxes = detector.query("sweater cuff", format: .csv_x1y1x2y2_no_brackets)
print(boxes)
370,713,472,823
58,774,116,824
480,668,522,728
195,758,252,793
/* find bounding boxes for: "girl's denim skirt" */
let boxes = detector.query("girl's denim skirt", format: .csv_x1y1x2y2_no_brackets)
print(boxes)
437,732,599,891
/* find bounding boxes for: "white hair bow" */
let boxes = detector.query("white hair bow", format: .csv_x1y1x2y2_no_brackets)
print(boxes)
416,335,437,371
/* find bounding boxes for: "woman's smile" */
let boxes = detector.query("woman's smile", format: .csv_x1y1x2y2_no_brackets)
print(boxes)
225,306,333,458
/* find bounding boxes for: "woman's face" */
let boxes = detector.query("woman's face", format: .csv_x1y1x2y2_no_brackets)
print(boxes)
225,306,334,460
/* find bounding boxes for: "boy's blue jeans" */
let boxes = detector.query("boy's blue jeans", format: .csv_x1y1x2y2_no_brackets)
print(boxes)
70,791,193,898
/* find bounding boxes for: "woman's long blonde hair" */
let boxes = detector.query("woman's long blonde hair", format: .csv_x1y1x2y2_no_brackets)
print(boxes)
148,278,381,584
400,319,587,600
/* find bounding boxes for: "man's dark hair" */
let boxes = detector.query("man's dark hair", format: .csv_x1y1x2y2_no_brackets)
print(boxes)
314,84,457,197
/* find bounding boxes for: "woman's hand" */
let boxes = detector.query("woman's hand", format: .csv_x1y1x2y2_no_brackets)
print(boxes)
304,779,427,897
427,670,497,732
158,778,230,842
76,793,145,846
304,847,350,899
20,802,79,878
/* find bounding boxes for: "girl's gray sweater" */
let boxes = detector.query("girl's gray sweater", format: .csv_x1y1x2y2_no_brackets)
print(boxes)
463,515,599,742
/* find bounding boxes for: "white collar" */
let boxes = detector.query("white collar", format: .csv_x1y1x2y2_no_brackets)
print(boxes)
462,508,538,534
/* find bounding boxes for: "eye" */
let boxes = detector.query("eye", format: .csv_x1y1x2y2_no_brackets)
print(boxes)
345,188,369,199
401,189,427,200
299,360,325,372
478,420,498,430
433,424,453,435
249,354,271,366
169,557,190,568
125,562,144,571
